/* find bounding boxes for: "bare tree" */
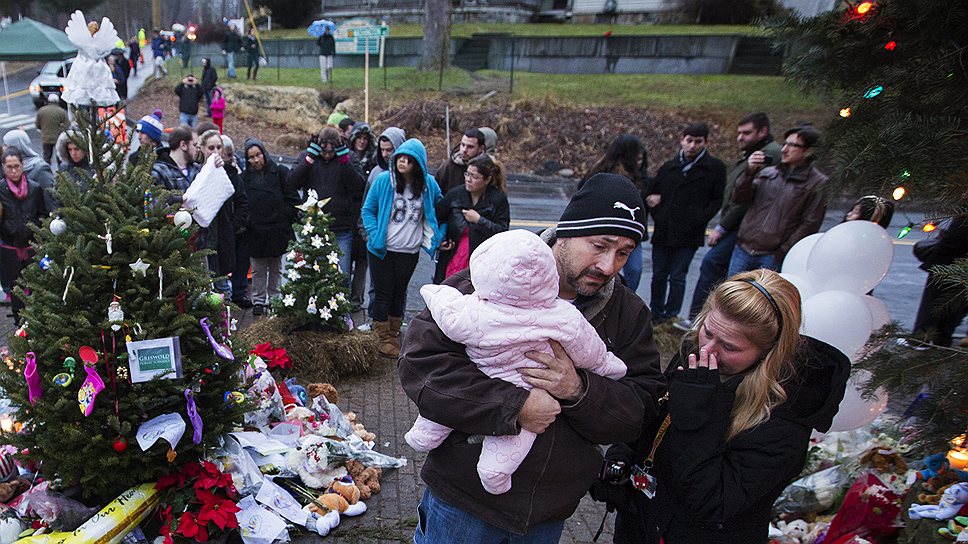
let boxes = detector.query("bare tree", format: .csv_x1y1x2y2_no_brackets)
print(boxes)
421,0,450,71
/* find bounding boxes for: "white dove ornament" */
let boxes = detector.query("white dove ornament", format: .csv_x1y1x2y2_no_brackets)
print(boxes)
62,11,121,107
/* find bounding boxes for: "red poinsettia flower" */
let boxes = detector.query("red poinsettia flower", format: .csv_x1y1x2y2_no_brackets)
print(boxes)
196,489,241,530
157,471,186,491
182,461,203,479
250,342,292,370
176,511,209,542
194,468,233,492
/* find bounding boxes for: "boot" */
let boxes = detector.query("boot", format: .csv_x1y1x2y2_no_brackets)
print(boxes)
371,320,397,359
381,316,403,359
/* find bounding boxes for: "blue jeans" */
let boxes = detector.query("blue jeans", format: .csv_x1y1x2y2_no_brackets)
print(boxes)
225,52,236,78
620,243,644,292
650,245,698,321
727,244,779,277
333,229,354,288
179,112,197,127
688,231,738,319
414,488,564,544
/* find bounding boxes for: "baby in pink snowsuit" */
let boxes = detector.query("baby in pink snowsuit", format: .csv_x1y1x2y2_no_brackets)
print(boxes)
406,229,627,494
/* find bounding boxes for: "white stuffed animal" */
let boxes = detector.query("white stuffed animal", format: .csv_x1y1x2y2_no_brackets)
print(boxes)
0,517,23,544
776,519,809,543
909,482,968,520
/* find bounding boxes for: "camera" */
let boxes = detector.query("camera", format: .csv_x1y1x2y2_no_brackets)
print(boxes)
599,460,631,484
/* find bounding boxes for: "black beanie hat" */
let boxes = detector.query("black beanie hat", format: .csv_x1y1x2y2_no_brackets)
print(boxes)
557,173,646,243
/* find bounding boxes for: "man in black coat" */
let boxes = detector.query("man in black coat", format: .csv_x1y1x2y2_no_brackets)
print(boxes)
174,75,204,128
912,216,968,346
645,122,726,323
317,28,336,83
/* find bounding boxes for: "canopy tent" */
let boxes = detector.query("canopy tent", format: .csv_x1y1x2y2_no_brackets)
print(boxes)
0,17,77,112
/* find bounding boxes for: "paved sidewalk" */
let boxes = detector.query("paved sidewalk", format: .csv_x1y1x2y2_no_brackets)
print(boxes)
299,352,616,543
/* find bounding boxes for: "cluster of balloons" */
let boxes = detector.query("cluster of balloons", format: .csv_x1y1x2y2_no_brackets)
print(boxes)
780,220,894,432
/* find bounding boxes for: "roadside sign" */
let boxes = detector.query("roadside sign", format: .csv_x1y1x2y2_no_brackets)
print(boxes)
335,20,388,55
347,26,388,38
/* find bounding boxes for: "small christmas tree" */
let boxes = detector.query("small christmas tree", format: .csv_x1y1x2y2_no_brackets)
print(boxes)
0,109,244,499
773,0,968,451
271,190,353,329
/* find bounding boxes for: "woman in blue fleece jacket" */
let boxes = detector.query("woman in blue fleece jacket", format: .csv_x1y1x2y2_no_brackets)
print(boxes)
361,138,444,357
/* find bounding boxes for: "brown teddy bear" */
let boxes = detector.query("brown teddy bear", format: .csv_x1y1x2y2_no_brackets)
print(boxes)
345,411,377,443
307,383,340,404
346,459,382,500
860,447,908,475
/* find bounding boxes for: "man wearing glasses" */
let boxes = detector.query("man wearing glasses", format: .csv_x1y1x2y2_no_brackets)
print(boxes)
727,125,828,275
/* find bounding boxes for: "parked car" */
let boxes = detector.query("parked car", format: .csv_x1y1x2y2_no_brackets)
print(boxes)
29,57,74,108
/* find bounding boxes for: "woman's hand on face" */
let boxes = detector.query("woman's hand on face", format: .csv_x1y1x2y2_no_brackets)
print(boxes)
461,208,481,223
676,348,720,384
213,154,225,169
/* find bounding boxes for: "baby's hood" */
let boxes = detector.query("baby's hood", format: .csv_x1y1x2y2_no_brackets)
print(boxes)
469,229,559,309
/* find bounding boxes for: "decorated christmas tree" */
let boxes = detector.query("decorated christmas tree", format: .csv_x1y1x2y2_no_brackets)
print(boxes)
271,190,353,330
772,0,968,451
0,110,245,499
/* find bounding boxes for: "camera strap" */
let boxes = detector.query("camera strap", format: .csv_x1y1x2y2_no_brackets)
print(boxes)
632,414,671,499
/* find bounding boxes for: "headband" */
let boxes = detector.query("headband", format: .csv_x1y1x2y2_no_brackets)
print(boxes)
739,279,783,343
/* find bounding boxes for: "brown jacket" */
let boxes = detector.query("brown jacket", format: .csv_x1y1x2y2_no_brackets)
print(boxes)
734,163,827,262
434,153,469,193
399,236,665,534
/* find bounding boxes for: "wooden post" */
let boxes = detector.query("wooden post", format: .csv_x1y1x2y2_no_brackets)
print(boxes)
364,36,370,124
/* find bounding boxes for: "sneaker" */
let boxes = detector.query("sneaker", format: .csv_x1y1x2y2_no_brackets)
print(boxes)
672,318,694,333
252,304,264,316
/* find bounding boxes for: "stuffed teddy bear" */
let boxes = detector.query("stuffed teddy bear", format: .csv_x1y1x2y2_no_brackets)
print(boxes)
910,482,968,520
918,453,968,491
307,383,340,404
345,411,376,443
330,476,361,505
860,447,908,475
920,482,956,504
776,519,809,543
345,459,382,500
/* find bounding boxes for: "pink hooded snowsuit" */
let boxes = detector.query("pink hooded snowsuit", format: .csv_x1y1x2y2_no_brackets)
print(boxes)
405,229,627,494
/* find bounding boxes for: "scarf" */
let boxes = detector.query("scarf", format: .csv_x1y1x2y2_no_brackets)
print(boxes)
678,148,707,174
6,174,28,201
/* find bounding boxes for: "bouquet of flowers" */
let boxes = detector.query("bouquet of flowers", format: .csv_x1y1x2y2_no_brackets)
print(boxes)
250,343,292,373
156,460,241,543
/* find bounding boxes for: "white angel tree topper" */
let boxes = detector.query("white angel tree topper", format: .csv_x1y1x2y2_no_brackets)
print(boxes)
62,11,121,107
271,190,353,329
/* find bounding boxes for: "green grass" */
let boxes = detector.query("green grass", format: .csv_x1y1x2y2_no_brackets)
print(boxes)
171,63,821,112
261,23,761,40
485,71,824,110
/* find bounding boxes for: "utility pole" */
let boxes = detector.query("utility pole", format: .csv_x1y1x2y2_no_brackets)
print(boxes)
152,0,161,30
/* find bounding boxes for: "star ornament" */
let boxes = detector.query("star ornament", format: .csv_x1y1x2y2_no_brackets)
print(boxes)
129,258,150,277
327,252,340,265
311,235,324,248
283,293,296,307
287,269,301,281
301,222,315,236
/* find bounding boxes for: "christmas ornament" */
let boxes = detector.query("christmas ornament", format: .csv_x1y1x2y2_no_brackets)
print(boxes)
839,107,852,118
157,266,163,300
112,436,128,453
892,186,906,200
116,366,128,381
52,373,72,387
39,254,52,270
173,209,192,230
184,390,202,445
223,391,245,404
863,84,884,99
283,293,296,307
884,40,896,51
143,188,152,220
296,189,321,212
320,307,332,320
307,296,318,315
311,235,324,248
98,222,113,254
301,222,315,236
77,360,105,417
287,269,301,281
199,318,234,360
15,325,27,338
24,352,41,405
107,298,124,331
136,412,186,451
63,356,76,376
327,252,340,266
62,266,75,303
50,217,67,236
128,258,149,277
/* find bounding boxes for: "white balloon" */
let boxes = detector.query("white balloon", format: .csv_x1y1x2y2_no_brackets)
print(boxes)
806,221,894,294
828,370,888,432
781,233,823,276
862,295,891,331
779,272,815,300
801,290,873,360
50,217,67,236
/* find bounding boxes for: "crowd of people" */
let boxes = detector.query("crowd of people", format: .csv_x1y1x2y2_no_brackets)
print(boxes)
2,64,960,541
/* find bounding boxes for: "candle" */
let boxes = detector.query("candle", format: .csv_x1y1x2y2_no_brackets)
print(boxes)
948,449,968,470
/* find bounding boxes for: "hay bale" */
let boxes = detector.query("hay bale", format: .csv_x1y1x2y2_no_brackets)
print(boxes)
223,84,329,134
237,317,382,383
333,98,358,118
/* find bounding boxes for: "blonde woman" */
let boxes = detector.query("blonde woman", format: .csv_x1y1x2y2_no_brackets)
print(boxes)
606,269,849,543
